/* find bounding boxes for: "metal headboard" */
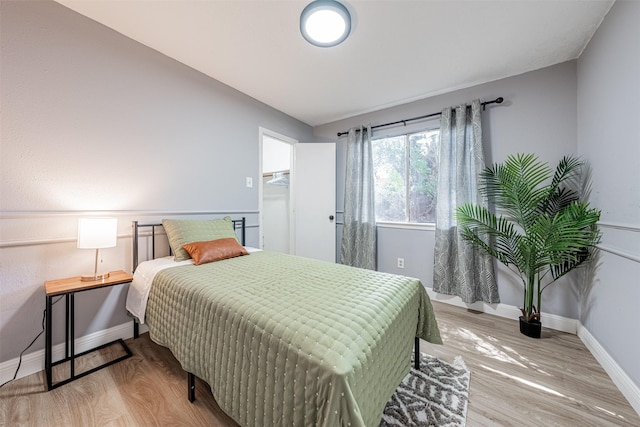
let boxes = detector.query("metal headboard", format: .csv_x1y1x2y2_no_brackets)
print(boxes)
132,218,246,272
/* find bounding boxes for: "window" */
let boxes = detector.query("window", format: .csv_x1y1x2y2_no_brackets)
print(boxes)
372,129,439,224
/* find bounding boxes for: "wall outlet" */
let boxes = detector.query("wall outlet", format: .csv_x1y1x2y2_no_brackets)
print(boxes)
397,258,404,269
246,177,253,188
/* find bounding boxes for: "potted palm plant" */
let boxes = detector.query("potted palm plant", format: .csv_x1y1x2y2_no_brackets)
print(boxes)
455,154,601,338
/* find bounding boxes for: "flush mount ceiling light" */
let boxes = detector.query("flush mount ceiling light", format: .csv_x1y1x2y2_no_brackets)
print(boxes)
300,0,351,47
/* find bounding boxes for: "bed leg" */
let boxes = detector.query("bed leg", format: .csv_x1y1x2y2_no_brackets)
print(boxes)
414,337,420,370
188,372,196,402
133,321,139,339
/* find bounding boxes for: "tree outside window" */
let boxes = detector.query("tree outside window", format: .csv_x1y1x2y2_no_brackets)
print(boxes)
372,129,439,224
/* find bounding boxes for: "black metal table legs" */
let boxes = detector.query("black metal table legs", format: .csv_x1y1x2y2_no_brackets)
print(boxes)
44,292,132,390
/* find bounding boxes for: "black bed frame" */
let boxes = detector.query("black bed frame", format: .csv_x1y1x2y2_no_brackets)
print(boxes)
130,217,420,403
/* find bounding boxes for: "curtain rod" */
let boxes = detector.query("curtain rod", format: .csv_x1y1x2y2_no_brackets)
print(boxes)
336,97,504,137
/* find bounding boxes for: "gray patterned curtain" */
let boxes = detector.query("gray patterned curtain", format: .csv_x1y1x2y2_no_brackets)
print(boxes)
433,100,499,303
341,125,376,270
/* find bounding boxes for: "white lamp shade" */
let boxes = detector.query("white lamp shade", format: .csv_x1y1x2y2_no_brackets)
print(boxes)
77,217,118,249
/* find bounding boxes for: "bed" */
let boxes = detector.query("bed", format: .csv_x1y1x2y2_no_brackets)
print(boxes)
127,217,442,427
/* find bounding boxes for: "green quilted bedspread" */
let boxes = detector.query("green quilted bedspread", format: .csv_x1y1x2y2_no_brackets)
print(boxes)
145,251,441,427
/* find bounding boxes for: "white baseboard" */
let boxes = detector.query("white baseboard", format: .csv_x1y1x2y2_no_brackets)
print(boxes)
577,323,640,416
425,288,578,334
0,321,141,385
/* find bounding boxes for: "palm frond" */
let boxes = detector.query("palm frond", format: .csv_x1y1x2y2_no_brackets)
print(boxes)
546,202,601,280
550,156,584,193
480,153,552,229
456,203,523,268
539,156,584,215
541,186,579,216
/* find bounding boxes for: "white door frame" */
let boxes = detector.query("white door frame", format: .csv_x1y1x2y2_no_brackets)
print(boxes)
258,127,297,252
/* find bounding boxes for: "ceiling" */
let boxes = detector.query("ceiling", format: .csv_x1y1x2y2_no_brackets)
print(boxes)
53,0,614,127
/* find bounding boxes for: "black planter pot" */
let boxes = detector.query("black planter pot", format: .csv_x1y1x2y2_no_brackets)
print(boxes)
519,316,542,338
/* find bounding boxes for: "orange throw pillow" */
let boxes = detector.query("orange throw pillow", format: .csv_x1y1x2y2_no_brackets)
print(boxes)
182,238,249,265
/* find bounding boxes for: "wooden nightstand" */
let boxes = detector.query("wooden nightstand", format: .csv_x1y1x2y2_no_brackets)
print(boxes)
44,270,133,390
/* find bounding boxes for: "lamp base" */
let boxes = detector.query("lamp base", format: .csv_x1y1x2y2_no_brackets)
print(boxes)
80,272,111,282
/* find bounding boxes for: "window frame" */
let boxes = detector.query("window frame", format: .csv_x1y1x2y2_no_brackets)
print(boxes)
372,126,440,228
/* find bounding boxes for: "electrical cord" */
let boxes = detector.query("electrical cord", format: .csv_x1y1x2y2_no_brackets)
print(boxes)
0,296,62,388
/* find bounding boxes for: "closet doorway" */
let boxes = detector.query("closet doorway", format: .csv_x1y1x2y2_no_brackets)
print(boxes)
260,129,295,254
259,128,337,261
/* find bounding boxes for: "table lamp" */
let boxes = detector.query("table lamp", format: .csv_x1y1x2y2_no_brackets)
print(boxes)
77,217,117,281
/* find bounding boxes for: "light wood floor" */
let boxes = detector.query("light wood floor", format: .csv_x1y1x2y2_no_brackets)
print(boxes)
1,302,638,426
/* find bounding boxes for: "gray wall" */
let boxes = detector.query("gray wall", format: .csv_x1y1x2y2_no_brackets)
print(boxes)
0,0,313,365
577,0,640,390
316,61,580,318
